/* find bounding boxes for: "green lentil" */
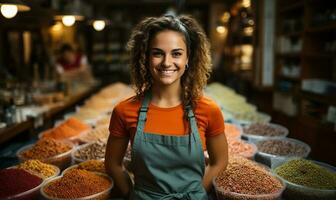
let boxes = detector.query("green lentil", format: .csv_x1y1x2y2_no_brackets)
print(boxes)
275,159,336,190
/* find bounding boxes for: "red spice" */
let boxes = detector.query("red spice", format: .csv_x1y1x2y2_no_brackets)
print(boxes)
0,168,42,198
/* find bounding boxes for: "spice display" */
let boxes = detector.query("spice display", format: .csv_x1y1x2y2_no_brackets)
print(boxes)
41,124,78,140
275,159,336,190
17,159,58,179
41,118,90,140
74,140,106,161
214,156,283,197
20,138,72,160
228,140,256,159
43,169,112,199
66,117,91,132
0,168,43,198
79,126,109,143
225,123,241,141
96,116,111,127
257,139,309,157
77,160,106,173
243,123,287,137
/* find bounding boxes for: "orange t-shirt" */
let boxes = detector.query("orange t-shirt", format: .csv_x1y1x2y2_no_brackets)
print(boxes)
109,95,225,150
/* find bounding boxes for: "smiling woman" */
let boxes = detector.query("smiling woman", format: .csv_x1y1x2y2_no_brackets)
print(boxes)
105,14,228,200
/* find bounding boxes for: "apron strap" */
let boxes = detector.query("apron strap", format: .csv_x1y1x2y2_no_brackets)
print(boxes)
137,92,152,132
186,105,205,171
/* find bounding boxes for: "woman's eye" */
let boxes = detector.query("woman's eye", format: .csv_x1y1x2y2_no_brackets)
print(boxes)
152,52,163,57
172,52,182,57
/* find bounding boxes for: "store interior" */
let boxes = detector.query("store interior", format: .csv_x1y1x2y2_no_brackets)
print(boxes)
0,0,335,199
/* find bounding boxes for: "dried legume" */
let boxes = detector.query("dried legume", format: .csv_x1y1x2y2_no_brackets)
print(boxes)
43,169,112,198
243,123,287,136
275,159,336,190
0,168,42,198
79,126,109,143
17,160,58,179
74,140,106,161
20,138,72,160
215,156,283,196
225,123,241,141
228,140,256,159
257,139,308,157
77,160,105,173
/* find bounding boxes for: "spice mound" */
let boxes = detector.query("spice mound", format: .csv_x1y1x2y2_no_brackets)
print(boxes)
214,156,283,196
275,159,336,190
74,140,106,161
79,126,109,143
228,140,256,159
20,138,72,160
0,168,43,198
43,169,112,199
225,123,241,141
77,160,106,173
243,123,287,137
17,159,58,179
257,139,309,157
41,117,90,140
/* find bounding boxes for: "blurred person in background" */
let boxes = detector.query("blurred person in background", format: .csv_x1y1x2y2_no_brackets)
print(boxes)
55,43,94,83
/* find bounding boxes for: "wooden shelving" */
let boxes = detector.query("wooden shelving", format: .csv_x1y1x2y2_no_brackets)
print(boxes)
276,52,301,58
306,22,336,33
274,0,336,165
279,1,304,13
278,31,304,37
300,90,336,106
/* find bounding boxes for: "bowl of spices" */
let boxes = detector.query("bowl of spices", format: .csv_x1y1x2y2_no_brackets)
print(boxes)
255,138,310,168
72,140,106,163
0,168,43,200
274,158,336,200
204,140,257,164
78,126,109,144
63,160,106,175
15,159,60,181
41,169,113,200
39,117,91,145
213,156,285,200
242,122,288,144
17,138,74,170
224,123,242,141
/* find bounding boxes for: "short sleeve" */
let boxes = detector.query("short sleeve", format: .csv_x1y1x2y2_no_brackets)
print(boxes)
206,103,225,137
109,105,129,138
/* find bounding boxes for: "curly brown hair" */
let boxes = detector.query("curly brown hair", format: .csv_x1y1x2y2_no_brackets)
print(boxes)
127,15,212,109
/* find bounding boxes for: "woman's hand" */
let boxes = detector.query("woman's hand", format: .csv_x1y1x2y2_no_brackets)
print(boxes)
202,133,228,192
105,135,131,198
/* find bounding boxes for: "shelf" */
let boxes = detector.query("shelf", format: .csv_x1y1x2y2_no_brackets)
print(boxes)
279,1,304,13
302,52,335,59
276,52,301,58
0,119,34,144
277,75,301,82
278,31,304,37
306,22,336,33
300,90,336,106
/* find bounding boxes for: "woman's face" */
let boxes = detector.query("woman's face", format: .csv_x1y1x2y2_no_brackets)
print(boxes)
149,30,188,87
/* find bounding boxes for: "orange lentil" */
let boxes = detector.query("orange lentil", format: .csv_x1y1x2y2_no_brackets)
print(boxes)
225,123,241,141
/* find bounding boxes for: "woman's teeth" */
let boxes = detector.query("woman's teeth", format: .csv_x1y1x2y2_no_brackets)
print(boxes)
159,69,177,75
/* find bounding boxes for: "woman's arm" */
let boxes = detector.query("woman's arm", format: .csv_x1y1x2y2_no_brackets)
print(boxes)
202,133,228,191
105,135,131,198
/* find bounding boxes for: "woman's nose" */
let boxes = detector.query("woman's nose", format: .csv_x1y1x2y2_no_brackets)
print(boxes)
162,55,173,67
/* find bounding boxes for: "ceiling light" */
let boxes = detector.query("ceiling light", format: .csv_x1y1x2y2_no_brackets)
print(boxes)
93,20,106,31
